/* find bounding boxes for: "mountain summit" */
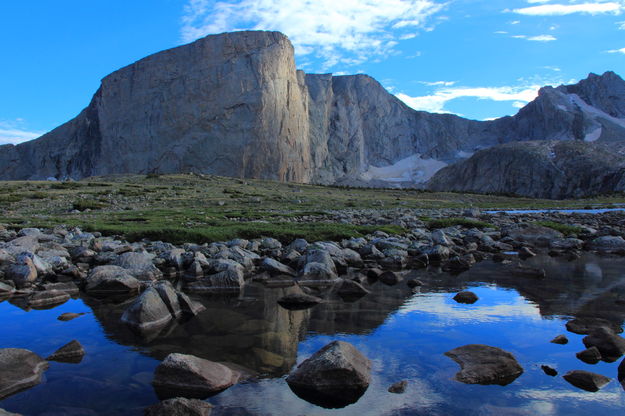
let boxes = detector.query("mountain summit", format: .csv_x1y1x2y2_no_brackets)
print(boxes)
1,31,624,198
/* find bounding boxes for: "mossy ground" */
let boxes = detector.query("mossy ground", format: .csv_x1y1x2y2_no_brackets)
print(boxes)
0,173,622,243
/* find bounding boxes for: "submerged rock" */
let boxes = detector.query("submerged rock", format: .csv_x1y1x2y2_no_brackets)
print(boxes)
286,341,371,409
277,293,322,310
388,380,408,394
444,344,523,385
46,340,85,364
144,397,213,416
0,348,49,400
453,291,478,304
563,370,610,392
57,312,85,322
152,353,241,399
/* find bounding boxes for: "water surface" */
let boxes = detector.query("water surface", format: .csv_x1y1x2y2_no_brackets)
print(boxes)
1,254,625,415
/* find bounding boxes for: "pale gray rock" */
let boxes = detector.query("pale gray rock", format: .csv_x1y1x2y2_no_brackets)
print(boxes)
286,341,371,408
121,286,175,332
261,257,295,276
589,236,625,252
114,252,162,281
85,265,141,297
152,353,241,399
0,348,49,400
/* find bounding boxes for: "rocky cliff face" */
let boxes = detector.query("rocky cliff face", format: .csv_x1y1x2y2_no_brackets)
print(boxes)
428,140,625,199
1,30,624,199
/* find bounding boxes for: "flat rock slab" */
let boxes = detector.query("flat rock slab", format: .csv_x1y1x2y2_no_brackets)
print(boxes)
0,348,49,400
152,353,241,399
144,397,213,416
28,290,70,309
286,340,371,409
445,344,523,385
47,340,85,364
563,370,611,392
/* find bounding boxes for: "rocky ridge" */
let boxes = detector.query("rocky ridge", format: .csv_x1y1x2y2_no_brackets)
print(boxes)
0,31,624,198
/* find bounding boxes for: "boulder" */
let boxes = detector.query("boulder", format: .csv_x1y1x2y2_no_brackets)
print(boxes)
583,327,625,362
563,370,610,392
261,258,295,277
121,287,176,332
589,236,625,252
444,344,523,385
504,224,563,247
566,317,623,335
114,252,162,281
0,348,49,400
576,347,602,364
152,353,241,399
453,291,478,304
46,340,85,364
6,257,37,288
286,341,371,408
337,279,369,300
85,265,141,297
379,271,401,286
144,398,213,416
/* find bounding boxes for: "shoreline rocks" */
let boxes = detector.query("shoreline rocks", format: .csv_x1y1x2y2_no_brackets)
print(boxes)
0,348,49,400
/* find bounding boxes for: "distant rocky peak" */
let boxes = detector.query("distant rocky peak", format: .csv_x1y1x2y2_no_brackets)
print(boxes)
557,71,625,118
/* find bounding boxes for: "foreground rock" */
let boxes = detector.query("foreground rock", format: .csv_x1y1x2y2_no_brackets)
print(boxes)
152,353,241,399
144,397,213,416
85,266,141,297
0,348,49,400
28,290,70,309
46,340,85,364
286,341,371,408
444,344,523,385
563,370,611,392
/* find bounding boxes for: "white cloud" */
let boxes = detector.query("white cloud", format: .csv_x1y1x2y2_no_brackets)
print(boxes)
527,34,557,41
418,80,456,86
618,20,625,29
607,47,625,53
395,84,541,114
0,121,43,145
181,0,446,70
512,2,625,16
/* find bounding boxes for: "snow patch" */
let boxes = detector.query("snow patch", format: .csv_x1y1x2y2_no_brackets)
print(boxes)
456,150,474,159
360,154,447,184
585,127,602,142
568,94,625,130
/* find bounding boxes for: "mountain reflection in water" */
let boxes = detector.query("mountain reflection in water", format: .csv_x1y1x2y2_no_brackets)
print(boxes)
1,254,625,415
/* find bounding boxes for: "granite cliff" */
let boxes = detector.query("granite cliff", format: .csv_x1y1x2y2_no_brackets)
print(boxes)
1,30,624,198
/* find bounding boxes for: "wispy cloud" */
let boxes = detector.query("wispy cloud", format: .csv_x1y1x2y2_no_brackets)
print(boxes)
618,20,625,29
511,2,625,16
0,120,43,145
395,84,542,114
607,47,625,53
507,34,557,41
180,0,446,70
418,80,456,86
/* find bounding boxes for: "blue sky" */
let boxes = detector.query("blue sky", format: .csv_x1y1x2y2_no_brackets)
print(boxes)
1,0,624,144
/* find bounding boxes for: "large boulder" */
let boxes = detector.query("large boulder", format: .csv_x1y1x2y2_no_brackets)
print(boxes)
261,258,295,277
6,257,37,288
144,398,213,416
121,286,176,332
0,348,49,400
152,353,241,399
114,252,162,281
589,236,625,253
504,224,563,248
84,265,141,297
286,341,371,408
444,344,523,385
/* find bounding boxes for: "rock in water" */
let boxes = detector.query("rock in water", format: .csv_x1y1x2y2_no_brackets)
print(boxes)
576,347,602,364
85,266,141,297
144,398,213,416
28,290,70,309
566,317,623,335
550,335,568,345
46,340,85,364
121,287,175,332
286,340,371,408
453,291,478,304
152,353,240,399
0,348,49,399
541,365,558,377
57,312,85,322
563,370,611,392
388,380,408,394
444,344,523,385
582,327,625,362
277,293,322,310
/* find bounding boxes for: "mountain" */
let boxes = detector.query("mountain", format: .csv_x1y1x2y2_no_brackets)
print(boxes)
1,30,624,198
427,140,625,199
